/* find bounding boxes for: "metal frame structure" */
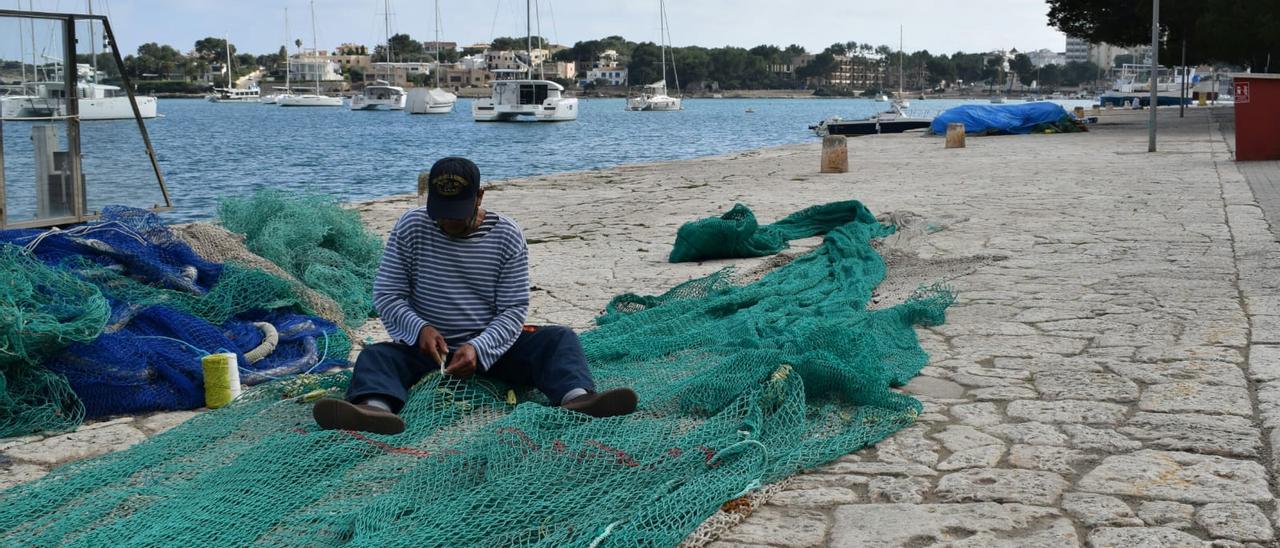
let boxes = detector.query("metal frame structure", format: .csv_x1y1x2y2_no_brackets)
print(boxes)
0,8,171,229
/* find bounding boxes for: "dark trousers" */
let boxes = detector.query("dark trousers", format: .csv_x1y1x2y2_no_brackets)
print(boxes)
346,325,595,413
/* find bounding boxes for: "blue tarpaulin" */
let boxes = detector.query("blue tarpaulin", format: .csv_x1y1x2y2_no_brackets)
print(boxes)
929,102,1077,135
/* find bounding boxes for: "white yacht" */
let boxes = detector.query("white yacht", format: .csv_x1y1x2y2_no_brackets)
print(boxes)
472,1,577,122
208,87,261,103
406,0,457,114
279,0,343,108
626,0,681,112
351,81,407,110
2,80,157,120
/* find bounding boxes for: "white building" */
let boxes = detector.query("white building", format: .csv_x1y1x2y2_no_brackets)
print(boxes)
484,49,549,72
1027,48,1066,68
585,67,627,86
370,62,434,87
1065,37,1128,69
458,54,487,70
290,50,343,82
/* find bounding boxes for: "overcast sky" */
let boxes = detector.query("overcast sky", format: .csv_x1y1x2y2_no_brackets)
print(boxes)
6,0,1069,58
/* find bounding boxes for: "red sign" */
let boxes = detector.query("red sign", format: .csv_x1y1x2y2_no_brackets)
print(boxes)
1236,82,1251,104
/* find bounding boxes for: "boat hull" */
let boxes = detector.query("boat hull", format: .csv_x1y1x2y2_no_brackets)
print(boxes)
473,97,578,122
2,95,157,120
813,119,932,137
1099,95,1192,107
406,88,457,114
626,96,681,111
279,95,344,107
350,96,407,111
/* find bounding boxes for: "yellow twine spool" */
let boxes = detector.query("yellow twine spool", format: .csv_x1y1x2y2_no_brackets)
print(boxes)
202,353,242,409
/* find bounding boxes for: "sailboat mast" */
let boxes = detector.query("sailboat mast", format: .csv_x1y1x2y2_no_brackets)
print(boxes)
226,34,233,89
310,0,319,94
659,0,666,89
28,0,39,80
433,0,441,88
16,0,26,83
384,0,391,63
87,0,98,82
526,0,532,79
898,25,903,96
284,8,290,92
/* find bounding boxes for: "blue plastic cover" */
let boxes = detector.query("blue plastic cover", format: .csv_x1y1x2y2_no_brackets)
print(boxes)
930,102,1074,135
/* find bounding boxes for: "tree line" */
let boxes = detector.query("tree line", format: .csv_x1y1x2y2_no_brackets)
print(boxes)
551,36,1106,92
38,33,1114,93
1047,0,1276,71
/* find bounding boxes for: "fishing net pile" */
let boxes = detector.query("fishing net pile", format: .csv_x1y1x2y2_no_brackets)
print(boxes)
668,201,878,263
0,200,952,546
0,206,351,434
219,190,384,327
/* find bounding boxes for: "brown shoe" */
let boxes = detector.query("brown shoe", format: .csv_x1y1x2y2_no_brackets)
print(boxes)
562,388,638,418
313,398,406,435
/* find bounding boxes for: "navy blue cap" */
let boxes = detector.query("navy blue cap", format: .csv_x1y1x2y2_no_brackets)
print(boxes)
425,157,481,220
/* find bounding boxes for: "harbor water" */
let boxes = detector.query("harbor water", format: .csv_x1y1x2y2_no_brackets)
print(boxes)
1,97,1093,223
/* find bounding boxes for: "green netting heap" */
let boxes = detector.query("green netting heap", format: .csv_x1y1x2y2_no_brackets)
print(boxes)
0,202,952,547
669,201,879,263
0,245,107,437
220,190,384,327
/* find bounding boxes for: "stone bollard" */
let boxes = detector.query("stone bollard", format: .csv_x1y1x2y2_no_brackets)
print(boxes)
821,135,848,173
1073,106,1086,119
945,123,966,149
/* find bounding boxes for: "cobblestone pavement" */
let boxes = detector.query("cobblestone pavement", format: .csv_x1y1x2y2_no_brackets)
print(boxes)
2,106,1271,547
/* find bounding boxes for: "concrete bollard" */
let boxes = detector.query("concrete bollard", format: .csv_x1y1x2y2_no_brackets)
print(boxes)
821,135,848,173
1073,106,1086,118
945,123,966,149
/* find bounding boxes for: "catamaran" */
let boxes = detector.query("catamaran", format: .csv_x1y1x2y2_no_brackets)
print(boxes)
3,2,157,120
351,1,407,111
472,0,577,122
625,0,681,111
279,0,343,107
406,0,457,114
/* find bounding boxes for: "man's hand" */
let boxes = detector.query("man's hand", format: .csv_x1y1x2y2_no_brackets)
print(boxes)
417,325,449,367
445,344,478,379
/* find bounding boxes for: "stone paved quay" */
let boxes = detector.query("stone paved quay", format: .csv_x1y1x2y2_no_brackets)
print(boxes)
3,105,1277,547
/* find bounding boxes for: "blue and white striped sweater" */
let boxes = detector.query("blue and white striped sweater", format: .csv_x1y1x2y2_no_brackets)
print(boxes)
373,207,529,370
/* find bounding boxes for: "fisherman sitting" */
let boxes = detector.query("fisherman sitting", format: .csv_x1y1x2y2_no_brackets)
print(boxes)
313,157,637,435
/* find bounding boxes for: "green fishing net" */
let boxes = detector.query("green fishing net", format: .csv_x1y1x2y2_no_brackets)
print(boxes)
0,204,951,546
668,201,879,263
0,244,106,437
219,191,384,327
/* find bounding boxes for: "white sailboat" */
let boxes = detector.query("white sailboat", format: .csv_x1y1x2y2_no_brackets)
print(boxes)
279,0,343,107
406,0,456,114
208,35,261,103
351,0,407,111
472,0,577,122
626,0,681,111
261,8,293,104
893,26,909,109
